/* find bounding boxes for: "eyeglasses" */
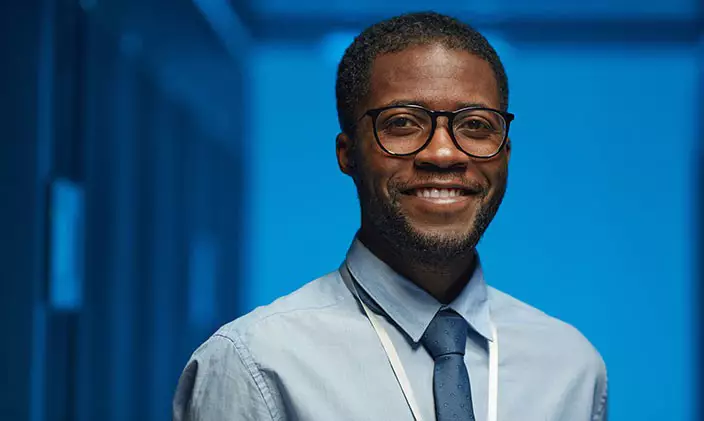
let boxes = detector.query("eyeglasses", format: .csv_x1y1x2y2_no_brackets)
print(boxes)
357,104,515,158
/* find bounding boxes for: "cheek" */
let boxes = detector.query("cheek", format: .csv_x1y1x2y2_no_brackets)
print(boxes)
354,159,385,200
355,149,396,198
360,166,391,199
478,158,508,188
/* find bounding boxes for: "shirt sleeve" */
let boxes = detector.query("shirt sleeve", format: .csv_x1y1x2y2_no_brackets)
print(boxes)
172,333,282,421
591,355,608,421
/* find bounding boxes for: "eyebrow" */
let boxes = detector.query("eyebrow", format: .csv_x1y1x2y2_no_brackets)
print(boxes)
380,99,493,110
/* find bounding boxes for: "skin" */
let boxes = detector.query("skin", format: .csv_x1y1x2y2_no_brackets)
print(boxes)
336,43,511,304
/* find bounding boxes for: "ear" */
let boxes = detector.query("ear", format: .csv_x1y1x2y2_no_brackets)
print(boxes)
336,132,356,176
505,137,512,162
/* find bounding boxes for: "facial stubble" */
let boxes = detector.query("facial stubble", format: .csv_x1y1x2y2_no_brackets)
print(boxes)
353,156,508,269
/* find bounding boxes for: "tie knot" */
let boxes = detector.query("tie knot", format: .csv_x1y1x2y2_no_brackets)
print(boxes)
420,309,469,359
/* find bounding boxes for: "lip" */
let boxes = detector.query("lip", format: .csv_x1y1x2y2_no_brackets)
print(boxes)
402,192,474,205
401,183,482,194
399,187,478,213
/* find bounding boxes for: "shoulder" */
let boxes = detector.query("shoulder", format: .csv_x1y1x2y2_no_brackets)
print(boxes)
217,270,349,339
489,287,608,419
175,270,354,419
489,287,607,377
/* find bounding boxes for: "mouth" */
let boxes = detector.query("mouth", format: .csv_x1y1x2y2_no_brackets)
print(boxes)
400,186,479,205
406,187,471,198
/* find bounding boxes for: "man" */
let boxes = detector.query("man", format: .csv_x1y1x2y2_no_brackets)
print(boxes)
173,11,608,421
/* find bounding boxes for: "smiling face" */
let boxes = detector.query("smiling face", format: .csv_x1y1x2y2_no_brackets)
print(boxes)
337,43,510,263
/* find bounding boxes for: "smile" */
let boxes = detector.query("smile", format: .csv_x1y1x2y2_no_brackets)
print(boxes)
411,188,468,199
401,187,476,206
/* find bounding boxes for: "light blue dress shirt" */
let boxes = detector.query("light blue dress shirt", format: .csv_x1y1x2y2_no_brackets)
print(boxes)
173,239,608,421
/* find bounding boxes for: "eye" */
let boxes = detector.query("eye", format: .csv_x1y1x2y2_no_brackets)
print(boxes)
375,107,429,139
383,116,421,129
377,114,426,138
455,116,500,140
460,118,493,131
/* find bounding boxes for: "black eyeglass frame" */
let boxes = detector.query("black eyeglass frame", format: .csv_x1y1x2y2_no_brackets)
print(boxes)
356,104,515,159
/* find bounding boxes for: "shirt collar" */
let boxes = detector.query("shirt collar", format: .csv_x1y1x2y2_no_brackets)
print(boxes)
345,238,494,343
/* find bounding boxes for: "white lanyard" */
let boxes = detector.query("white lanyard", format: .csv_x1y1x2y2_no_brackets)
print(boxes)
341,265,499,421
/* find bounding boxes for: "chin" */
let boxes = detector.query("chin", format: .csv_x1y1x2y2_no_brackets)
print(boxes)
404,212,478,240
403,221,478,250
410,224,469,241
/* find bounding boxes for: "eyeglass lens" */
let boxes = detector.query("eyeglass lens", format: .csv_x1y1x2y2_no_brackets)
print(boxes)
374,107,506,156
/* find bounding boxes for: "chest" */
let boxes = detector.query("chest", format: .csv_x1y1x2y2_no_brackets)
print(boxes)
254,316,595,421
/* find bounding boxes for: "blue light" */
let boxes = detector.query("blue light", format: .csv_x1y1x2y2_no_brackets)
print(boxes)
49,178,85,311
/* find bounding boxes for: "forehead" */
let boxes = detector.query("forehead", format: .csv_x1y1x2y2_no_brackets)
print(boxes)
366,43,500,110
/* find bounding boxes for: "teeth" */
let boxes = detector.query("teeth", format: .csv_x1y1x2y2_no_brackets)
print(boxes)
414,188,464,198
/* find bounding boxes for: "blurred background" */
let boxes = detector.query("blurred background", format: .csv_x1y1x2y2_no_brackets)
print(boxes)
1,0,702,420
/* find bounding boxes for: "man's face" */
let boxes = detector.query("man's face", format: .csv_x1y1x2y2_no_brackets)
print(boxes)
338,43,510,261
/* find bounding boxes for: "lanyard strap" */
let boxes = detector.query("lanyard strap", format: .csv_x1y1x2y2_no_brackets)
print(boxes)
361,289,426,420
341,265,499,421
488,321,499,421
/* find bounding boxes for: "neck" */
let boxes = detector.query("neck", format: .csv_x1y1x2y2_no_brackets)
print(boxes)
358,227,477,304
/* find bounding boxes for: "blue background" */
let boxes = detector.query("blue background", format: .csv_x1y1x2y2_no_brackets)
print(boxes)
0,1,701,420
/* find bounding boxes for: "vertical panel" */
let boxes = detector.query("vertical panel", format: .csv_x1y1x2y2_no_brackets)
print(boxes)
188,234,218,329
43,3,91,421
128,67,155,421
186,123,217,331
109,39,138,421
0,1,252,420
76,14,110,421
181,116,224,342
78,19,128,421
172,108,197,358
147,95,179,421
696,33,704,421
0,0,43,420
214,127,245,323
30,0,57,419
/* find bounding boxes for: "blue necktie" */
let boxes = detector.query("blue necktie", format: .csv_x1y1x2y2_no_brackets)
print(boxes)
421,309,475,421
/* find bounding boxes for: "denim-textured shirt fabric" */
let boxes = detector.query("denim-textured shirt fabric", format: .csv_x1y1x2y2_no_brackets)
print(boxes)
173,239,608,421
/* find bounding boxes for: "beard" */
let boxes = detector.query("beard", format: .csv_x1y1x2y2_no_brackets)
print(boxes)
354,168,507,268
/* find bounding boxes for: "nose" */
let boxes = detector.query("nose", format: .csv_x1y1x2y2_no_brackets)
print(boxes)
414,117,470,170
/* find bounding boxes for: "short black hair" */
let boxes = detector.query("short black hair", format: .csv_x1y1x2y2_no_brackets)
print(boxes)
335,11,509,136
